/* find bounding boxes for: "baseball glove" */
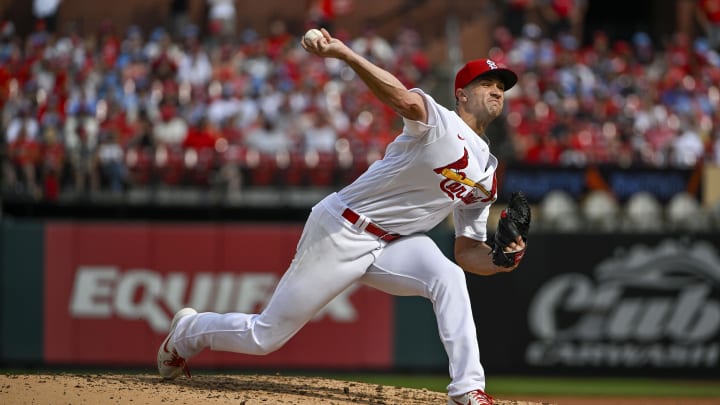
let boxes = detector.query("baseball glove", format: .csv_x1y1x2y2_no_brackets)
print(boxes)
491,191,531,267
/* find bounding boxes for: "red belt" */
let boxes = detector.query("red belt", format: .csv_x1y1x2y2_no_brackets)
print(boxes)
341,208,402,242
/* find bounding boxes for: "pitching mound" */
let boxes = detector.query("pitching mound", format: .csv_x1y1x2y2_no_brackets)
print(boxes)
1,372,553,404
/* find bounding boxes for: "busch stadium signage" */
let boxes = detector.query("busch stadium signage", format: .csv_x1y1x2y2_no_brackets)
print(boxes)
525,239,720,369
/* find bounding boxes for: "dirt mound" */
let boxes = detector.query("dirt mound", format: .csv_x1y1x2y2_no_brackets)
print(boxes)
1,372,553,404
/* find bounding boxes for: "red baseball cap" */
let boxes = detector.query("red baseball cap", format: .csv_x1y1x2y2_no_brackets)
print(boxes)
454,58,518,92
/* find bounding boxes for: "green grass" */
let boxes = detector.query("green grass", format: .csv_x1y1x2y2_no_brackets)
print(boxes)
322,374,720,398
487,376,720,398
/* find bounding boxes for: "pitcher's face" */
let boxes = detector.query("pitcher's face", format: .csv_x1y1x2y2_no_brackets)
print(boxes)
465,77,505,119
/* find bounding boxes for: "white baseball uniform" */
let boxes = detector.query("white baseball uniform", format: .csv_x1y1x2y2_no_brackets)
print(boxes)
172,88,498,396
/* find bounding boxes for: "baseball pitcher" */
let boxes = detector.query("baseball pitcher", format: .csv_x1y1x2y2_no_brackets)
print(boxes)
157,28,530,405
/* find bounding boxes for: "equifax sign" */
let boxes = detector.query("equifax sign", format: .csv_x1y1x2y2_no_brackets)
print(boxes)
69,266,360,332
43,222,393,367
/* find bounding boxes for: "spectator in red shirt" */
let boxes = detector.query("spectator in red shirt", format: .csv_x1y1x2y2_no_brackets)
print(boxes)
183,115,219,151
536,0,588,40
41,125,65,200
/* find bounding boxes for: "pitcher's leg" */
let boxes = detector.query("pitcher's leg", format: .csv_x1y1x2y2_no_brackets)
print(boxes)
174,208,379,359
360,235,485,396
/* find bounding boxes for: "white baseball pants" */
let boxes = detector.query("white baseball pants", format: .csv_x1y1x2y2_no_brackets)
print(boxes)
173,193,485,396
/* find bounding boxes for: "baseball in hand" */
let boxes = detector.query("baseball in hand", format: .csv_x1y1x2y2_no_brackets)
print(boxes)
304,28,323,42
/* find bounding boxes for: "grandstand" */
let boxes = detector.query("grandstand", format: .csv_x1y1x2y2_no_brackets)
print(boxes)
1,0,719,229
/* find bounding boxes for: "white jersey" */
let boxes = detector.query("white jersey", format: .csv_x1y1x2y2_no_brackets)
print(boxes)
337,89,497,241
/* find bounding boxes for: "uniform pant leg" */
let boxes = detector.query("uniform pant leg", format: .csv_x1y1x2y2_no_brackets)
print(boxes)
359,234,485,396
173,205,381,358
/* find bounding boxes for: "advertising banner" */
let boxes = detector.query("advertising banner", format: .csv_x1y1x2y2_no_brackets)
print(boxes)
469,234,720,377
43,222,393,369
500,166,699,203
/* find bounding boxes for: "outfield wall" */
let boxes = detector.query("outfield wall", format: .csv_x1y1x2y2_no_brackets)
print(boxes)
1,220,719,378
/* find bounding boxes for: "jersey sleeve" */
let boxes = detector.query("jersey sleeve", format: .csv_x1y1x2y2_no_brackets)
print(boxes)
402,88,444,142
453,205,490,242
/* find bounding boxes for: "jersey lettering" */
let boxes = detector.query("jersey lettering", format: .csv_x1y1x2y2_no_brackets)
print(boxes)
433,148,498,204
459,187,482,204
433,148,487,204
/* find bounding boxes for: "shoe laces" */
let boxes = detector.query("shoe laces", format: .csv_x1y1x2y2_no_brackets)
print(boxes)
163,350,192,378
469,389,493,405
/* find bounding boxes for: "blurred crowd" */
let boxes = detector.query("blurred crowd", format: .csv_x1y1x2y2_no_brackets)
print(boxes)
1,2,720,202
1,16,428,200
497,23,720,168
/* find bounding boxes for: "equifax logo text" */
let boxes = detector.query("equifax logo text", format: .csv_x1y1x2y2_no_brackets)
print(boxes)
69,266,359,332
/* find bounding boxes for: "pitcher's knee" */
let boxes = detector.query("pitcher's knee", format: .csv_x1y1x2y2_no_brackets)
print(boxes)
440,265,467,289
432,265,468,300
254,336,287,355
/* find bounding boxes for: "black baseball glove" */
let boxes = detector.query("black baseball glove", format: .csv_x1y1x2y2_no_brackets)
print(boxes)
490,191,531,267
